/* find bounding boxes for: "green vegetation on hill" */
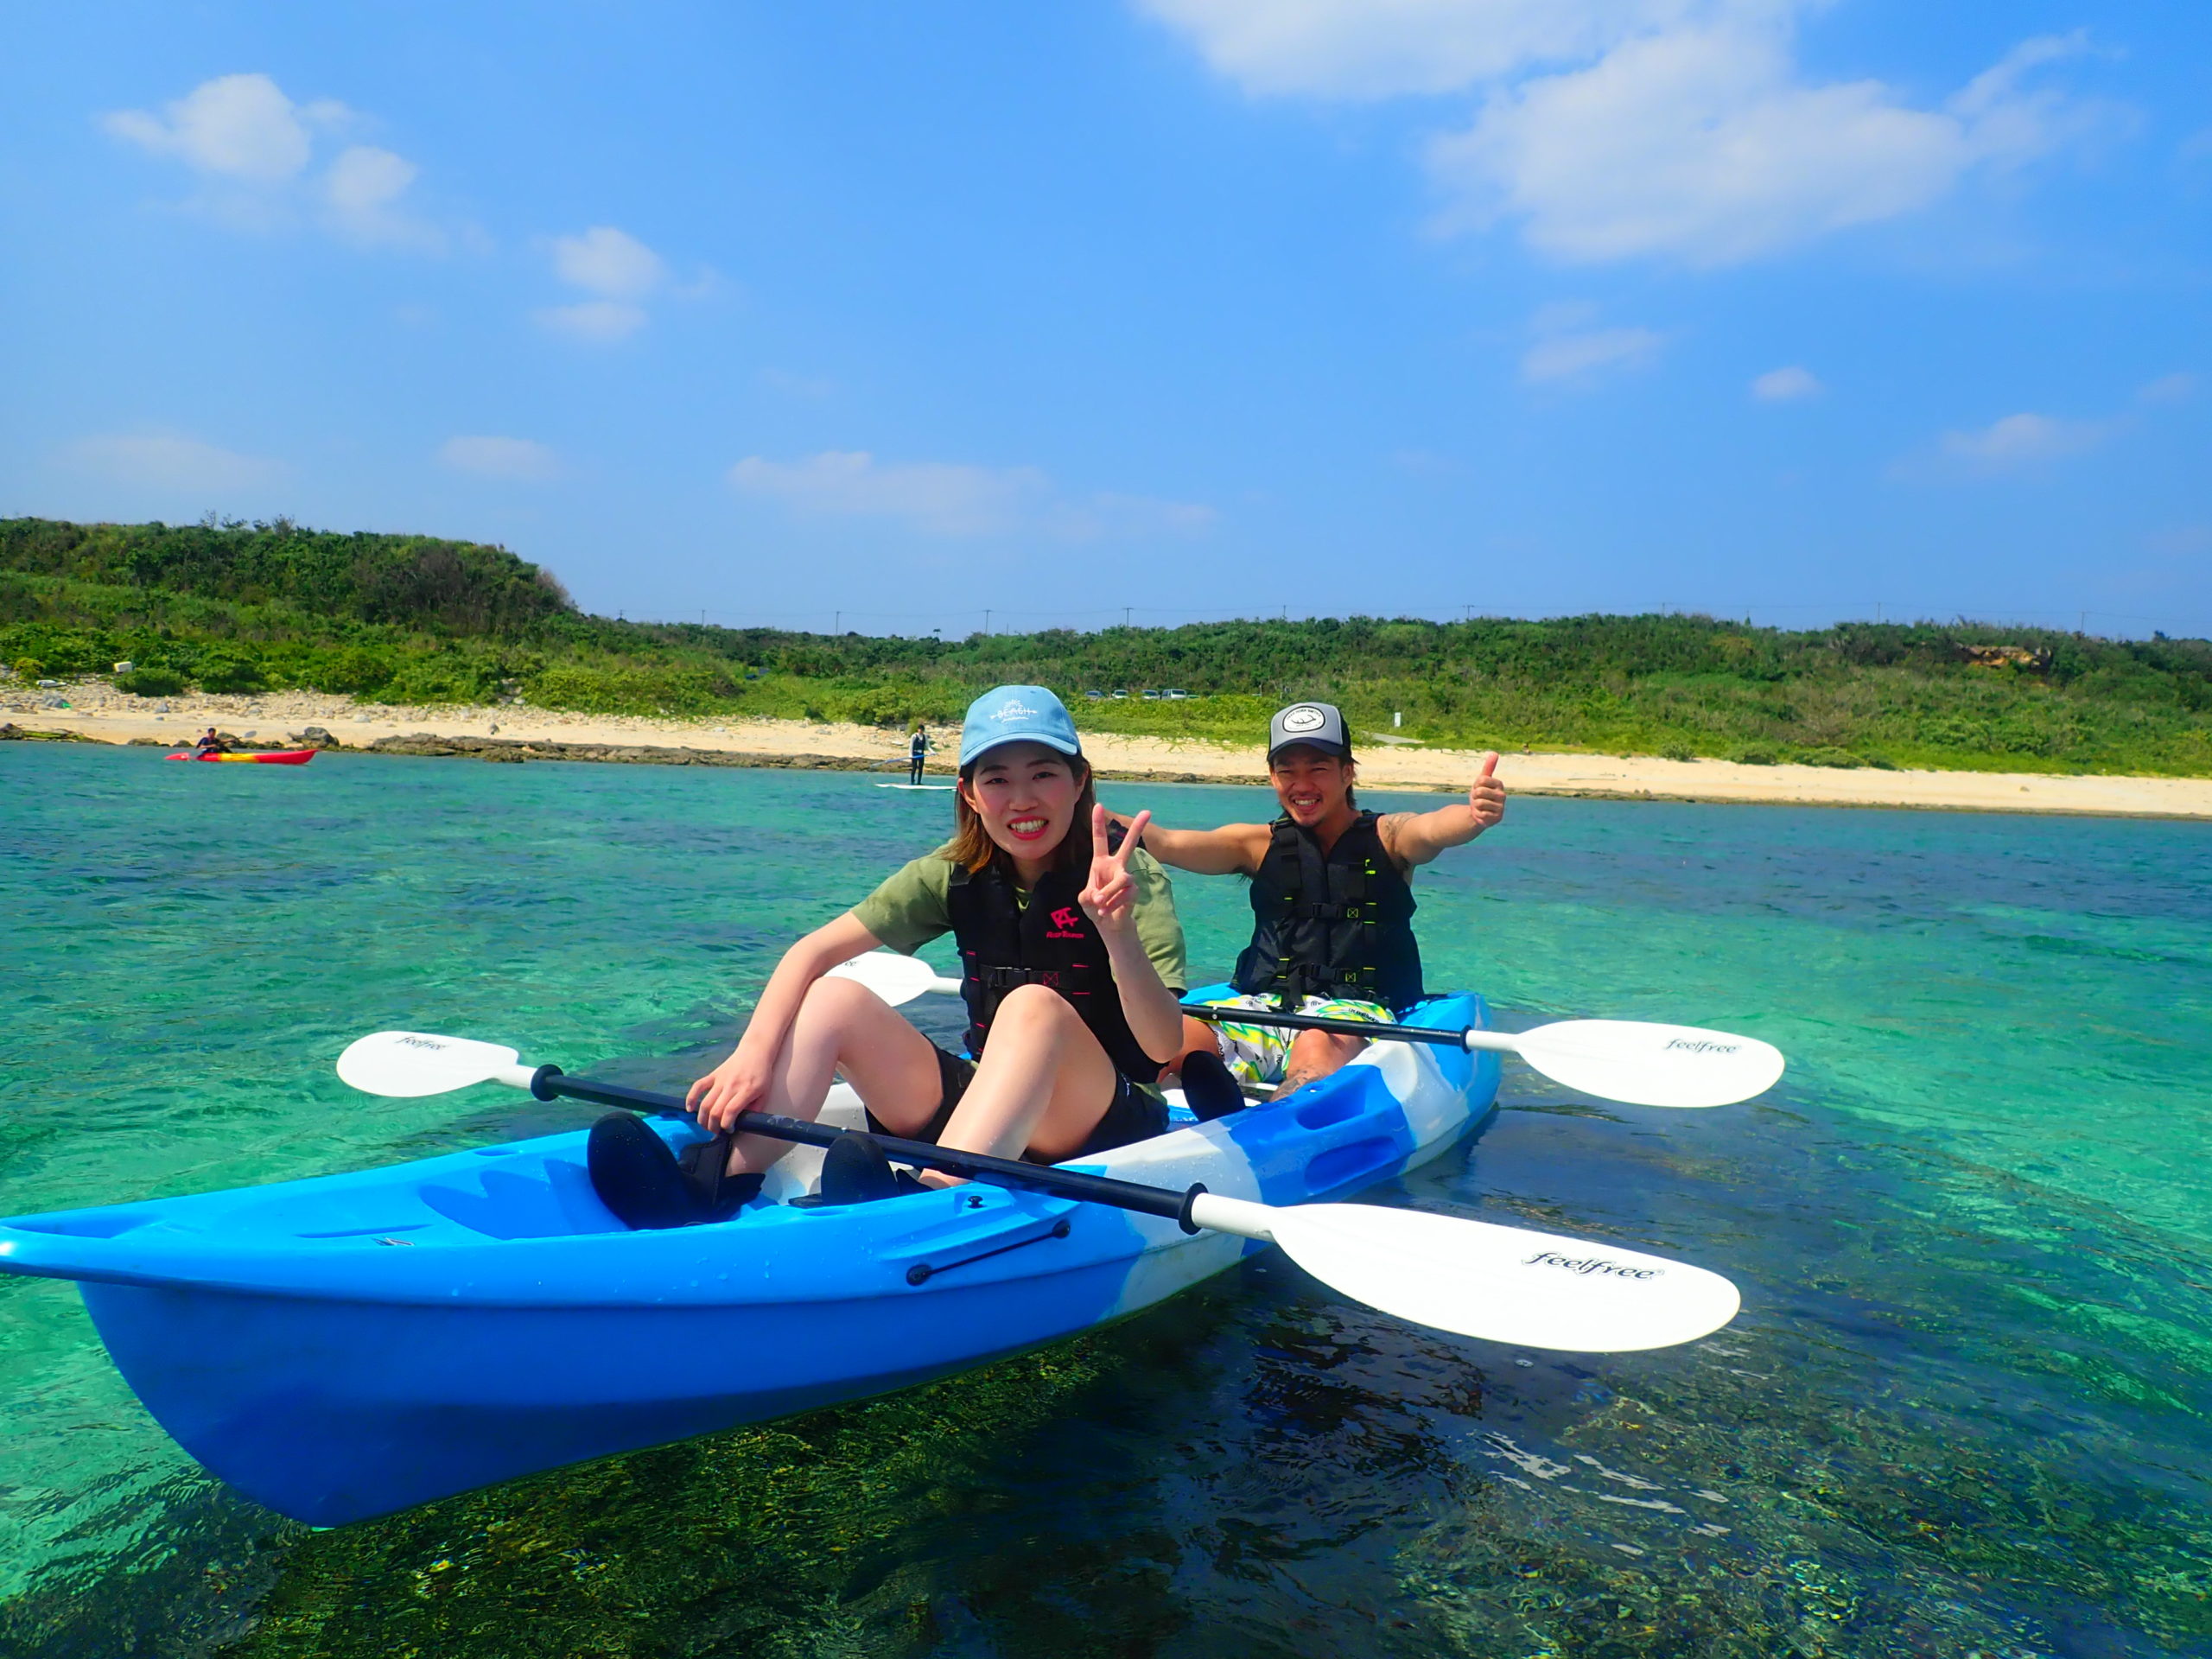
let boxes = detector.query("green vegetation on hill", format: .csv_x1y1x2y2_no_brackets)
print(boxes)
5,516,2211,776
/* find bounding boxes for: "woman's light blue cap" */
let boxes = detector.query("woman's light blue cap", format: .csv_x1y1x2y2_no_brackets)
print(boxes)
960,684,1082,766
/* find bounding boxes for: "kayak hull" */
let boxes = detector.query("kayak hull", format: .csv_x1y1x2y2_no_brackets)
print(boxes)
164,749,317,764
81,1247,1147,1525
0,992,1497,1525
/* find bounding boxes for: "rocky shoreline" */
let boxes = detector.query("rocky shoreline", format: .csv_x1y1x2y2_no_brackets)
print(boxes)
362,731,950,772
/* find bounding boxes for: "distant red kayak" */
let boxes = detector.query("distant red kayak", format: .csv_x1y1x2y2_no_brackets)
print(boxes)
164,749,318,766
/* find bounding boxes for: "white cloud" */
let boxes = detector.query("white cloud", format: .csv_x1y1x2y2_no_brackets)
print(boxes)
1521,305,1665,385
1135,0,1697,99
533,300,650,342
1938,412,2107,468
102,73,334,180
438,435,558,481
1751,365,1821,401
63,433,282,492
550,227,666,297
728,451,1215,540
1912,375,2192,478
1144,4,2108,265
1432,29,2097,264
103,73,448,252
533,227,668,341
321,145,442,250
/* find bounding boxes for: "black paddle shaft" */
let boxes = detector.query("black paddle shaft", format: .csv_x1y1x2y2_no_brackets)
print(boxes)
526,1066,1206,1230
1179,1003,1471,1051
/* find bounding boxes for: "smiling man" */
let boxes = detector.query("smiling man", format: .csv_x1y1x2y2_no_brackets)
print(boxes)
1127,702,1506,1100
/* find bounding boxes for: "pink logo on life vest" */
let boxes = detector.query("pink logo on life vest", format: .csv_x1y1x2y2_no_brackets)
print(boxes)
1047,906,1084,939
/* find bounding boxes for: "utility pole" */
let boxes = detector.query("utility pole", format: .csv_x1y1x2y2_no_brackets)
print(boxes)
833,611,840,633
1123,607,1130,627
984,608,991,635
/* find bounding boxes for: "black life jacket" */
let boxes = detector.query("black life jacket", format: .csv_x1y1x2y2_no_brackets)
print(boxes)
1230,810,1423,1011
945,843,1163,1080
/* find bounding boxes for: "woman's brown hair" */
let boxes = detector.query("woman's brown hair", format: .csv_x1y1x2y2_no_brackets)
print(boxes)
945,750,1098,877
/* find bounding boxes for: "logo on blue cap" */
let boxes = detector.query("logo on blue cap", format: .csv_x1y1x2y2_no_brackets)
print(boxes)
960,684,1083,766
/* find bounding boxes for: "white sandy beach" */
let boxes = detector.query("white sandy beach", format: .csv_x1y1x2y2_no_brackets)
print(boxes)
9,683,2212,820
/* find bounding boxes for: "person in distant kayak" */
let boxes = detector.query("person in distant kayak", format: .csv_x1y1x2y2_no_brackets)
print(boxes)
194,728,222,753
1116,701,1505,1103
588,685,1187,1227
907,723,932,785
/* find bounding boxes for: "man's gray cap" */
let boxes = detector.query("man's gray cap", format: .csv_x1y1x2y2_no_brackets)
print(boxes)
1268,702,1351,762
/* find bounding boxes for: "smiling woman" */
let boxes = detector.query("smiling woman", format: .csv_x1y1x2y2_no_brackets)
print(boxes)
589,684,1191,1227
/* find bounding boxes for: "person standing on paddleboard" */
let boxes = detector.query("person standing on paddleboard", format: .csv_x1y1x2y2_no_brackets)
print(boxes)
588,685,1187,1226
1116,701,1505,1105
907,722,932,785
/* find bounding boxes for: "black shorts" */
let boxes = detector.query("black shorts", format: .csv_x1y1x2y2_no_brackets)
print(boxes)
863,1043,1168,1162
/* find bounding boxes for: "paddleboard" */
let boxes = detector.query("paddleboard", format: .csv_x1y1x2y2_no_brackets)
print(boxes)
875,783,954,790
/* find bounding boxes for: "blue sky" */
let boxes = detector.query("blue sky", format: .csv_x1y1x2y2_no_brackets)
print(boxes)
5,1,2209,637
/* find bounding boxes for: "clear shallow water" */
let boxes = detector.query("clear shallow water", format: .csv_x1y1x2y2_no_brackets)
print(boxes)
2,745,2209,1657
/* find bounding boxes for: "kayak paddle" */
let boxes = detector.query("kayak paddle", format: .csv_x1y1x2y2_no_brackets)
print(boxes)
336,1030,1742,1353
825,950,954,1006
824,950,1784,1110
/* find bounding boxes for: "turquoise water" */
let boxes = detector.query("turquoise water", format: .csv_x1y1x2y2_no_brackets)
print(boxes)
3,744,2209,1656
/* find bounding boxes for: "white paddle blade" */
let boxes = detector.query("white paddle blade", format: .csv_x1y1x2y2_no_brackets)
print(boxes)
1271,1205,1741,1352
337,1031,523,1098
1514,1019,1784,1109
825,951,959,1006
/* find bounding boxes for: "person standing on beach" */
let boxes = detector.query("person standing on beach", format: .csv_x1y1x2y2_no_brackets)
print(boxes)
908,723,932,785
587,686,1187,1228
1117,702,1506,1103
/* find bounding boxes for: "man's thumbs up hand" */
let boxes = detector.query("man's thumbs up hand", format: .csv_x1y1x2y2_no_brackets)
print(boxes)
1469,752,1505,831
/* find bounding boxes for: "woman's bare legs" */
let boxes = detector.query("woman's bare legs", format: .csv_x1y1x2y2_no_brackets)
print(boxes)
930,983,1121,1168
723,976,944,1175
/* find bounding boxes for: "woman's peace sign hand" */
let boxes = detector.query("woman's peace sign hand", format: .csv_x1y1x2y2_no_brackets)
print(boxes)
1079,804,1150,938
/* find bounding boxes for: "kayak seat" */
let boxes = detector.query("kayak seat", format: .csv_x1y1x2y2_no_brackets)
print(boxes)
1177,1049,1246,1122
419,1161,630,1239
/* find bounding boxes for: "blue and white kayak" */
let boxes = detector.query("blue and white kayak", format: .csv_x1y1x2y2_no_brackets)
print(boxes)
0,989,1500,1526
